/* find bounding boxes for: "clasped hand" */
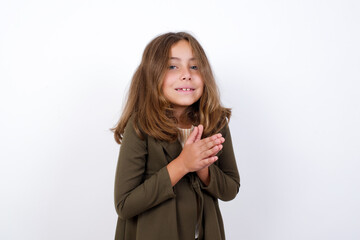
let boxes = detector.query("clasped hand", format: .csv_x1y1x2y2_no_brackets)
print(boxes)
179,125,224,172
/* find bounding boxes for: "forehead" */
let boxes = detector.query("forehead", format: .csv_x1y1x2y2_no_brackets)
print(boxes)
169,40,195,59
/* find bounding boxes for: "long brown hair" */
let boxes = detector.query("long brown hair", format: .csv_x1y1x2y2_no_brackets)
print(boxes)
111,32,231,144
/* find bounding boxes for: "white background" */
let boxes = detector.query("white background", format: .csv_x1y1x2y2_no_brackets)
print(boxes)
1,0,359,239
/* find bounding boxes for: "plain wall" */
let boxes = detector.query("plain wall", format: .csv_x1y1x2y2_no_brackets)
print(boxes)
1,0,359,239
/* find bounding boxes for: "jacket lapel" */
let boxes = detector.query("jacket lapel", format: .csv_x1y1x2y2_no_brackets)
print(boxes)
160,140,182,161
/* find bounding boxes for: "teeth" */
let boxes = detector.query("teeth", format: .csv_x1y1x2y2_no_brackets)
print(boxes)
176,88,193,91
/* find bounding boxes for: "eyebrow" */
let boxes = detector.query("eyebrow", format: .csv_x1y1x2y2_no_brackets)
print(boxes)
169,57,197,61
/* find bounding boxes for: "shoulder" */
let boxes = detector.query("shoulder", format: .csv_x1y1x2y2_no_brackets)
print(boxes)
122,115,147,144
218,118,231,138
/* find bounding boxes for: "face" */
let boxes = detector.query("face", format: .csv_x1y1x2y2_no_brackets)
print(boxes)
162,40,204,116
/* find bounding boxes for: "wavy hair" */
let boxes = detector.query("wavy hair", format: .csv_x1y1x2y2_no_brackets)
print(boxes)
111,32,231,144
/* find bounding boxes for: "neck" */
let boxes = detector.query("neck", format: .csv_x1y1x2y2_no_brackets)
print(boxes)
173,107,192,129
177,121,192,129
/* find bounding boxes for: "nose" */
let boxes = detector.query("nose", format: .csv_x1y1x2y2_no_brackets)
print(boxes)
180,68,191,80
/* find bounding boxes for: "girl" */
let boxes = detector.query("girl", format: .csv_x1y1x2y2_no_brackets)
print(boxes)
112,32,240,240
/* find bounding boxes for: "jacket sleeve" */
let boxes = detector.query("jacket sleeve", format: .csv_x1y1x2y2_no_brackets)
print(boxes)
114,119,176,220
200,124,240,201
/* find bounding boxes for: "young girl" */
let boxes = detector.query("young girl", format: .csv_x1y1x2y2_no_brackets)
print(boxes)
112,32,240,240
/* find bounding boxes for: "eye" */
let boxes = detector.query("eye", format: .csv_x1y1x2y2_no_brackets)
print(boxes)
168,65,177,70
190,65,198,70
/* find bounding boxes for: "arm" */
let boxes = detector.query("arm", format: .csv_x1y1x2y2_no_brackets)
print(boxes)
196,167,210,186
114,119,175,220
199,124,240,201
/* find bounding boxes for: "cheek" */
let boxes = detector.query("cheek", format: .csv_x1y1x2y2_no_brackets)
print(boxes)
198,79,205,91
161,80,171,98
198,81,205,97
196,74,204,85
199,88,204,98
162,73,175,87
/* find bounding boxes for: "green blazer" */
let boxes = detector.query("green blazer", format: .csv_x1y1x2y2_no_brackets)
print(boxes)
114,117,240,240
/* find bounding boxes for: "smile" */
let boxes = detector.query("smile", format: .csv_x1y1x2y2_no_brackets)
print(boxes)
175,88,194,91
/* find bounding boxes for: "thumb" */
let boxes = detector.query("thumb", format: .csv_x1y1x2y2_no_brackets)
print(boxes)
185,126,198,145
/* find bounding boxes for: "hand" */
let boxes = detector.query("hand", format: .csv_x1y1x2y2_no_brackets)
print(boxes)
178,125,225,172
192,125,224,186
190,125,223,157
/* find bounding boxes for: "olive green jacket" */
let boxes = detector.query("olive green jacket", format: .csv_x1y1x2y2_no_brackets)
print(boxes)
114,118,240,240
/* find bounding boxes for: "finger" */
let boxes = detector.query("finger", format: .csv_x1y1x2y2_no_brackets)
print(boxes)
201,144,222,159
195,124,204,142
201,133,223,145
186,126,198,145
209,144,223,157
199,136,225,152
201,156,218,167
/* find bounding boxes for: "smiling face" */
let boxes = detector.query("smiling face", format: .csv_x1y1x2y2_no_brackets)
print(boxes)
162,40,204,118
